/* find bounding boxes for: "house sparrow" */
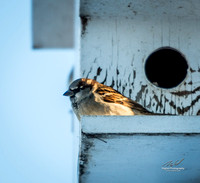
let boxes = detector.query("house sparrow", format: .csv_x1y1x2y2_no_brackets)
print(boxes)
63,78,153,120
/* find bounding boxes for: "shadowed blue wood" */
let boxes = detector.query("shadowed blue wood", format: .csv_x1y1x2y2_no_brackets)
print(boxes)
80,116,200,183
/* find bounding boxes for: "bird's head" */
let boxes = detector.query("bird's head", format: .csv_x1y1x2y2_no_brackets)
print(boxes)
63,78,98,103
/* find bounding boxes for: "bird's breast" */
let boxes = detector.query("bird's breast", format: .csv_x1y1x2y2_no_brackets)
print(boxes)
73,94,134,118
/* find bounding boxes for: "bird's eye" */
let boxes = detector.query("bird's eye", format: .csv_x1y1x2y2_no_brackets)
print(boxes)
71,87,81,93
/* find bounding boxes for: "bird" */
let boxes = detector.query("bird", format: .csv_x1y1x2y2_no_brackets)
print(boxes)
63,78,154,120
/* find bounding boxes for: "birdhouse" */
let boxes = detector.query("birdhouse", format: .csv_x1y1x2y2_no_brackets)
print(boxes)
79,0,200,182
80,0,200,115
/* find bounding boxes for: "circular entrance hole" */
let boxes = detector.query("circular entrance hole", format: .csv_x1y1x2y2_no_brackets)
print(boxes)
145,47,188,89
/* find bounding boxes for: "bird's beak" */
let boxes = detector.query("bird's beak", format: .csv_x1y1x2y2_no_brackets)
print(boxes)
63,90,74,96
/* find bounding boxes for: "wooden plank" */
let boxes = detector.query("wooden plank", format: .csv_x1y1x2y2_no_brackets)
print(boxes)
80,133,200,183
82,116,200,134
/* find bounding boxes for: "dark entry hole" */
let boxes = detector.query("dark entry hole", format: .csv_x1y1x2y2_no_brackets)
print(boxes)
145,47,188,89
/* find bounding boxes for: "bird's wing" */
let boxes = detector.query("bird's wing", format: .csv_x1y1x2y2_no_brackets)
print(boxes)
96,85,153,115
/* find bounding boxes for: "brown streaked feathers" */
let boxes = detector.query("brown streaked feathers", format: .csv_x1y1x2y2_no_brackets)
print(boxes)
95,82,153,115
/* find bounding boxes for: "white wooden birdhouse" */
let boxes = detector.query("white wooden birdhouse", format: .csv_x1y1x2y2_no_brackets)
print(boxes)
32,0,200,182
79,0,200,182
80,0,200,115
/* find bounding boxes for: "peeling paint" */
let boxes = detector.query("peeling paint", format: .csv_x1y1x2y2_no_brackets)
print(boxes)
109,78,115,88
94,66,102,80
133,70,136,79
153,94,163,111
81,15,91,37
129,89,132,98
122,85,126,95
169,95,200,114
171,86,200,97
190,67,196,73
188,81,193,85
79,133,94,177
86,66,93,78
169,100,176,110
101,69,107,84
135,85,148,102
80,13,200,115
97,67,102,75
85,63,200,115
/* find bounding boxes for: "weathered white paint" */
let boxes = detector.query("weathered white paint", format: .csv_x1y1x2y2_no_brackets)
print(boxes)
81,0,200,19
82,116,200,134
80,116,200,183
33,0,75,48
79,1,200,182
81,133,200,183
80,0,200,115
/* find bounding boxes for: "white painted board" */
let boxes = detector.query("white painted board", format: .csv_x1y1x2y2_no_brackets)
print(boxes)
80,116,200,183
80,0,200,115
82,116,200,134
